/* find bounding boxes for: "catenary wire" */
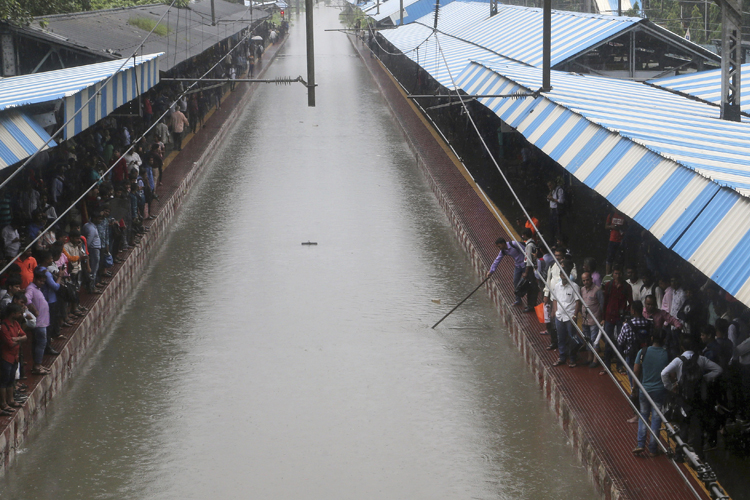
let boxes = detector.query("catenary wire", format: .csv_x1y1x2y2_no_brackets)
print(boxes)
0,0,181,196
0,22,262,280
430,29,723,499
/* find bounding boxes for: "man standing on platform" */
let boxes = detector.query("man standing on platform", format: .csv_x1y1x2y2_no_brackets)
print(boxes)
521,229,538,312
25,270,51,375
580,271,604,367
82,212,103,294
546,179,564,243
486,236,526,306
602,268,632,373
170,108,189,151
552,263,582,367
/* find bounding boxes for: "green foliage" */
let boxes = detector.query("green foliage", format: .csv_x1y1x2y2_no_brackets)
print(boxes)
339,7,373,29
624,1,640,17
1,0,188,24
644,0,722,44
128,15,171,36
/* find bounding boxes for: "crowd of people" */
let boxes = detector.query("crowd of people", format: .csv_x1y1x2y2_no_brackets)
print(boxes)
0,26,282,418
489,186,750,462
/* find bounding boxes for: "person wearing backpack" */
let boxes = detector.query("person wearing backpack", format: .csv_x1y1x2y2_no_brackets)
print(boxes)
617,300,652,422
661,336,722,459
633,328,669,457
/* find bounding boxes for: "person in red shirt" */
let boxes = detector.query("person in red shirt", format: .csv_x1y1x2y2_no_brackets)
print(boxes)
602,268,632,374
605,212,626,275
16,248,37,290
0,303,26,415
111,150,128,184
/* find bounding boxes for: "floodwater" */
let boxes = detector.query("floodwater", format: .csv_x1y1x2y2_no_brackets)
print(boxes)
0,5,597,500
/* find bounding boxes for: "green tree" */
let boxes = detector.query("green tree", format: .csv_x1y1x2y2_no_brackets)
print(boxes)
1,0,186,24
624,1,641,17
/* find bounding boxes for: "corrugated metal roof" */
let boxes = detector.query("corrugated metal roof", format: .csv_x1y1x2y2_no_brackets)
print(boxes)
383,20,514,87
647,64,750,112
0,54,162,112
0,110,56,169
364,0,450,23
468,62,750,195
24,0,266,70
457,4,640,67
62,55,161,139
380,1,641,67
454,61,750,303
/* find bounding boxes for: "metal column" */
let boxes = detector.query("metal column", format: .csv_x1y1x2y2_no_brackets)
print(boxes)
542,0,551,91
306,0,316,106
717,0,742,121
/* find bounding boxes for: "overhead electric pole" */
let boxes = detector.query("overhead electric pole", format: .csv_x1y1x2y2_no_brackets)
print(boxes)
716,0,742,121
542,0,551,91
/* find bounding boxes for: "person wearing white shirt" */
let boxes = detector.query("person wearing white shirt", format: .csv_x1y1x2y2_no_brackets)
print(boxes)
546,179,564,242
1,222,20,258
551,267,581,368
626,267,645,302
123,150,142,177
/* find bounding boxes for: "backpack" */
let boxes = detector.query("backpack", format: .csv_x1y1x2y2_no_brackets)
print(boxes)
678,355,704,406
625,320,651,359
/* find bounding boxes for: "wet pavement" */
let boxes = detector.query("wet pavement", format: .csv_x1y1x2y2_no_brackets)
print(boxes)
0,5,596,499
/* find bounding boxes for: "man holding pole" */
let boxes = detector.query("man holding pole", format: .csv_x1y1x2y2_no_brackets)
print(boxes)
486,236,526,306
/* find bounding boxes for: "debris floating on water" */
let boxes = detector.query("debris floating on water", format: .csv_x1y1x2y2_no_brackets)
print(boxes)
301,241,318,246
431,298,441,304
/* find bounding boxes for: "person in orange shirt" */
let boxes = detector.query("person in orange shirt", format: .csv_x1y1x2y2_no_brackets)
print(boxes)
16,248,37,290
517,216,540,240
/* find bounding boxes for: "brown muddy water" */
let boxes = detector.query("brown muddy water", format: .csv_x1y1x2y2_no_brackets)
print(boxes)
0,5,597,499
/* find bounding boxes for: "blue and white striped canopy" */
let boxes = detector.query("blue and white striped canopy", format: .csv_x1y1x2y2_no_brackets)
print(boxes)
0,54,162,139
0,110,55,169
362,0,451,24
0,54,162,111
648,64,750,113
455,61,750,303
62,55,161,139
383,21,514,87
380,0,641,70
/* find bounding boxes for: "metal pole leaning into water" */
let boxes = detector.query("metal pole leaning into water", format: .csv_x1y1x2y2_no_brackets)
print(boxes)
432,275,492,329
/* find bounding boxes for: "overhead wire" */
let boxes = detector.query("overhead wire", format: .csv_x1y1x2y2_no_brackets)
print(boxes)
424,29,727,499
0,0,181,198
0,8,260,279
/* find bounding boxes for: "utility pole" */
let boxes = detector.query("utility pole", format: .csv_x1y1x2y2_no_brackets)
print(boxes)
305,0,316,106
716,0,741,121
400,0,404,25
542,0,551,91
211,0,216,25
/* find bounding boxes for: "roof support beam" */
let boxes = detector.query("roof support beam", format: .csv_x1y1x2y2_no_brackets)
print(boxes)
716,0,742,121
542,0,551,91
31,49,53,74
